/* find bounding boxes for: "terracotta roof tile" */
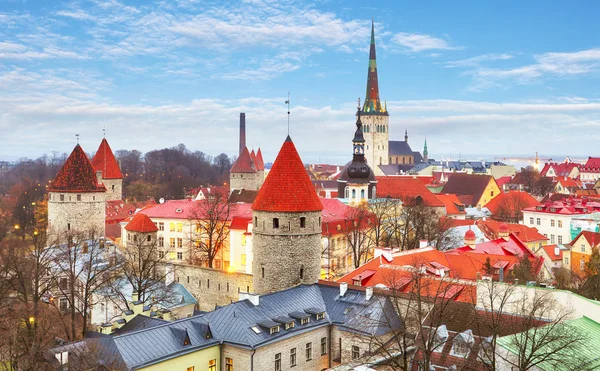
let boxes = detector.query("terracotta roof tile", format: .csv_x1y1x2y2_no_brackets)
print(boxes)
252,136,323,212
255,148,265,171
91,138,123,179
49,144,106,193
375,177,445,207
541,244,563,261
484,190,540,218
540,162,580,177
436,194,466,215
125,213,158,233
477,220,548,243
230,146,256,173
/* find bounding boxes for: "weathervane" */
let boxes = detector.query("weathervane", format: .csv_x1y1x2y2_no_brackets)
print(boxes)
285,91,291,135
76,133,80,144
103,126,106,138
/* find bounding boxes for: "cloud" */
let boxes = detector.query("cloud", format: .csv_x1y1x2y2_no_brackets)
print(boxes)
445,53,514,68
391,32,462,52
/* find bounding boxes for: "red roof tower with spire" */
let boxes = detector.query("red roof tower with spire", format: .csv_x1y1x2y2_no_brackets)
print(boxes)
253,136,323,212
50,144,105,193
362,19,387,115
230,146,256,173
91,138,123,179
125,213,159,233
255,148,265,171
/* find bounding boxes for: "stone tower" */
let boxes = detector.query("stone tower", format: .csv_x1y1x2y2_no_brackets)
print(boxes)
360,19,389,175
48,144,106,237
124,213,158,249
338,107,377,205
229,146,264,191
91,138,123,201
251,136,323,295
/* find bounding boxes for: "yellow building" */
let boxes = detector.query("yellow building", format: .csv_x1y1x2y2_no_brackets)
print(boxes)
563,230,600,276
441,173,501,208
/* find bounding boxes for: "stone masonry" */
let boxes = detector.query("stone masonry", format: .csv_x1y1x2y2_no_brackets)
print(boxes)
361,114,389,174
47,191,106,238
101,177,122,201
252,210,322,295
229,171,262,191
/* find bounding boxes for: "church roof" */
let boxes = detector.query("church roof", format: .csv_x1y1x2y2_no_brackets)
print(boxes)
255,148,265,171
125,213,158,233
252,136,323,212
362,20,386,115
389,140,414,156
49,144,106,193
91,138,123,179
230,146,256,173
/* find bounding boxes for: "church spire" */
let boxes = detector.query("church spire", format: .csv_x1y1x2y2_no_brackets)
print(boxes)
423,139,428,162
362,19,386,114
405,129,408,142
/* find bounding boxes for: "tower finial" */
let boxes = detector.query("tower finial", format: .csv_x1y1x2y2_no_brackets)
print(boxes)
285,91,291,135
103,126,106,138
76,133,80,145
405,129,408,142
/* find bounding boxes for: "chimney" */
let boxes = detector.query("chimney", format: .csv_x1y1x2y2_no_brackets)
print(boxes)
365,287,373,301
239,113,246,156
131,292,139,302
248,293,259,306
554,246,560,256
96,170,103,184
339,282,348,297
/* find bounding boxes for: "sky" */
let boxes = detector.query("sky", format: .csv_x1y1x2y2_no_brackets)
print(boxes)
1,0,600,164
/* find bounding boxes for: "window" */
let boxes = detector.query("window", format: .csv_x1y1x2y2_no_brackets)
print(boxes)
290,348,296,367
158,250,165,259
158,237,164,247
177,238,183,248
177,223,183,232
159,222,164,231
551,219,555,227
558,220,563,228
344,186,349,199
352,189,356,199
285,322,294,330
170,238,176,248
300,217,306,228
565,257,570,266
77,194,81,201
60,298,68,310
147,235,152,242
316,312,325,320
59,277,68,290
241,254,246,266
275,353,281,371
254,216,257,225
177,252,183,260
67,223,71,231
273,218,279,229
360,189,365,199
321,337,327,355
226,358,233,371
169,251,175,260
452,341,471,357
262,267,265,278
60,194,64,201
208,359,216,371
301,317,310,325
169,222,176,232
300,267,304,280
581,260,585,270
550,235,555,244
352,346,360,360
490,190,494,197
270,326,280,334
558,235,563,244
306,342,312,360
536,218,541,226
582,244,586,253
187,367,194,371
529,217,534,225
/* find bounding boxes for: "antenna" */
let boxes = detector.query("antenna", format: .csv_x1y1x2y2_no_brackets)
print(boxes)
76,133,80,144
285,91,290,135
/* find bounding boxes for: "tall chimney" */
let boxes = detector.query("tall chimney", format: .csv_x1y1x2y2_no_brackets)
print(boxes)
239,113,246,155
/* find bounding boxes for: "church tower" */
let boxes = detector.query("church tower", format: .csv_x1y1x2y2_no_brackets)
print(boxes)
48,144,106,237
338,106,377,205
360,20,389,175
423,139,428,162
91,138,123,201
251,136,323,294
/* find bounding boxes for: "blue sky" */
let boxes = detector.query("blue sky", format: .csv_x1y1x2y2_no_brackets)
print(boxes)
1,0,600,164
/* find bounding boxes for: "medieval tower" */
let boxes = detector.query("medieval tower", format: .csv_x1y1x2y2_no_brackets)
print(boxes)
361,20,389,175
91,138,123,201
251,136,323,294
47,144,106,238
337,107,377,205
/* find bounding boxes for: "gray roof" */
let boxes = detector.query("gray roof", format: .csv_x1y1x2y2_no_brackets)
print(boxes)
113,315,168,335
389,140,414,156
378,164,415,176
50,283,402,370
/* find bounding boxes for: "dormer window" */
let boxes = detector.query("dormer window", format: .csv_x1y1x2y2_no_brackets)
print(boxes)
270,326,280,334
433,325,448,353
175,208,183,213
285,322,295,330
316,313,325,320
450,329,474,358
301,317,310,325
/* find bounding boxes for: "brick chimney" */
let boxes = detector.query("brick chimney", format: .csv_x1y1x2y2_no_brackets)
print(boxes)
239,112,246,155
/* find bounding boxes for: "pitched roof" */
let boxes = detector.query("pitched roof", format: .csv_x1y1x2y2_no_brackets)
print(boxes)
389,140,414,156
252,136,323,212
228,189,259,204
49,144,106,193
91,138,123,179
484,190,540,217
584,157,600,168
477,220,548,243
441,174,495,206
255,148,265,171
540,162,580,177
435,194,466,215
541,244,563,261
125,213,158,233
375,177,445,207
230,146,256,173
574,230,600,248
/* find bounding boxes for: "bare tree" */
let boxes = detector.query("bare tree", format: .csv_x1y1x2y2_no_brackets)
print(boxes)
342,204,376,269
189,195,233,268
366,198,401,249
390,197,447,251
493,193,530,223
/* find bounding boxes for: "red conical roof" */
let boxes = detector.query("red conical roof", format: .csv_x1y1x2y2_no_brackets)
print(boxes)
230,146,256,173
125,213,158,233
255,148,265,171
50,144,105,193
252,136,323,212
91,138,123,179
465,229,476,240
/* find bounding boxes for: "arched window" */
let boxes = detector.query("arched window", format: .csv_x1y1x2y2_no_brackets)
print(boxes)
345,186,350,199
379,157,382,165
360,189,365,199
352,189,356,199
372,186,376,199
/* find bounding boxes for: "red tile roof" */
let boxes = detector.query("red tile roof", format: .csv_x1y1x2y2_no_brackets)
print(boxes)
125,213,158,233
495,176,512,188
140,199,252,220
573,230,600,248
477,220,548,243
555,177,582,189
230,146,256,173
252,136,323,212
523,197,600,215
91,138,123,179
105,200,157,224
441,174,496,206
49,144,106,193
584,157,600,168
541,244,563,261
455,233,536,258
375,177,445,207
540,162,580,177
255,148,265,171
484,190,540,218
435,194,466,215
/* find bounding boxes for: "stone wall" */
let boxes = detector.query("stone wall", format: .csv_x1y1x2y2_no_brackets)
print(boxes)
230,171,262,191
102,178,122,201
168,262,253,312
361,114,389,175
47,191,106,238
252,210,322,295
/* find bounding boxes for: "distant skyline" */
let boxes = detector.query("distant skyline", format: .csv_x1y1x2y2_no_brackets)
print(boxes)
1,0,600,164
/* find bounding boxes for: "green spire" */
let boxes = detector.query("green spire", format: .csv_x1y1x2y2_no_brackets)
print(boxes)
424,139,428,155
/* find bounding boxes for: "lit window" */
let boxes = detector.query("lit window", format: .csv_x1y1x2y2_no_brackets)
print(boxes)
225,358,233,371
187,367,194,371
241,254,247,266
306,342,312,361
208,359,216,371
558,220,563,227
352,345,360,360
285,322,294,330
177,223,183,232
170,238,176,248
169,223,175,232
169,251,175,260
